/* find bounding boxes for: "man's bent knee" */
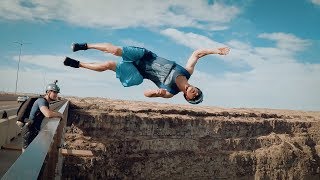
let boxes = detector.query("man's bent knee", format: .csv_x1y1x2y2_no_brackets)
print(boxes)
114,47,122,56
102,44,122,56
103,61,117,71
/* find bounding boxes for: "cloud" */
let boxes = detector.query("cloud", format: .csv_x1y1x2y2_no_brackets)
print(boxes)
161,28,320,110
12,55,66,71
311,0,320,5
226,40,252,50
0,0,240,30
120,39,145,47
161,28,313,66
258,33,312,52
161,28,253,68
161,28,226,49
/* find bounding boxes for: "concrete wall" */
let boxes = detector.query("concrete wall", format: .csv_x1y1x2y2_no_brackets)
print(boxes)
0,116,20,148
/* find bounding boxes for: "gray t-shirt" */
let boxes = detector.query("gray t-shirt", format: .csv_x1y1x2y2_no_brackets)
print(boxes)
121,46,191,95
136,52,190,95
137,56,175,86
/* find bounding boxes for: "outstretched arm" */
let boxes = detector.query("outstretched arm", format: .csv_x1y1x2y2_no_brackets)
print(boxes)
185,47,230,75
144,89,174,98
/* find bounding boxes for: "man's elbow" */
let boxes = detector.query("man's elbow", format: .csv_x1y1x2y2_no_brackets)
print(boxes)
163,95,173,99
44,113,51,118
144,94,152,98
144,91,152,97
44,111,54,118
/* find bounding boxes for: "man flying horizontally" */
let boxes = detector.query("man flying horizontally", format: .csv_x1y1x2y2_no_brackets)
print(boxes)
63,43,230,104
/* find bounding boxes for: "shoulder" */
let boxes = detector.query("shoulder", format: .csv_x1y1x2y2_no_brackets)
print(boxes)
176,64,191,78
35,97,49,107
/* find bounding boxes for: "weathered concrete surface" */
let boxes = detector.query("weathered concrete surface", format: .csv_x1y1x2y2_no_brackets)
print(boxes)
63,97,320,180
0,136,22,178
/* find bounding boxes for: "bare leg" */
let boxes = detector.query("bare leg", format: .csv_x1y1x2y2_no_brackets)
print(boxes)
185,47,230,75
79,61,117,72
87,43,123,56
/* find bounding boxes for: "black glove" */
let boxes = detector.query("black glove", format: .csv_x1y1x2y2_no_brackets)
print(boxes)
64,57,80,68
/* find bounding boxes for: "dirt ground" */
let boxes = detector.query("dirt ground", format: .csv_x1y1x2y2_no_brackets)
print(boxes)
62,97,320,179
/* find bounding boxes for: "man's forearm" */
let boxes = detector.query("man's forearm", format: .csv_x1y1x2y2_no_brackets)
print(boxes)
144,89,162,97
48,111,63,118
187,49,220,69
186,47,230,75
144,89,168,98
196,48,221,58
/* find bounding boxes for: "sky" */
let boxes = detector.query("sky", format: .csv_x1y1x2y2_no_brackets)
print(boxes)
0,0,319,111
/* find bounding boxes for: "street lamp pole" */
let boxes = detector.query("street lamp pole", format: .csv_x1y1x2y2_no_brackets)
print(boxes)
13,41,30,94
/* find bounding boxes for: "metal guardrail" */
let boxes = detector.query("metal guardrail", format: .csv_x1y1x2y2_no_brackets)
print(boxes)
1,101,69,180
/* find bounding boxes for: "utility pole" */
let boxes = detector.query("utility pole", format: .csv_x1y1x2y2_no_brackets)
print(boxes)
13,41,30,94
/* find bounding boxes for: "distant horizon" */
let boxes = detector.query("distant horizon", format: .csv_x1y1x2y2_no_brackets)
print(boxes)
1,91,319,112
1,0,319,111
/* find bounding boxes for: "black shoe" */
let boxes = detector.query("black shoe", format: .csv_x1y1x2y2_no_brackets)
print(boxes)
64,57,80,68
72,43,88,52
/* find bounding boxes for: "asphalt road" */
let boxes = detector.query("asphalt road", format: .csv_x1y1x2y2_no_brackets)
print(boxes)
0,94,20,110
0,101,20,110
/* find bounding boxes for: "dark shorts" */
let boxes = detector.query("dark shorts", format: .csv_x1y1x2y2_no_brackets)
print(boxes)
22,125,39,149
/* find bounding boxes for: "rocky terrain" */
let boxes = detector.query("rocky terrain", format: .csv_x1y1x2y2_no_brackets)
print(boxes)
62,97,320,180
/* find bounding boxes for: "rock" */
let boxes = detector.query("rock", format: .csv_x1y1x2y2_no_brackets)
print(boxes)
62,97,320,179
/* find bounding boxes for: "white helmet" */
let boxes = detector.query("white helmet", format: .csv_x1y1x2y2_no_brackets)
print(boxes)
46,80,60,93
184,87,203,104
